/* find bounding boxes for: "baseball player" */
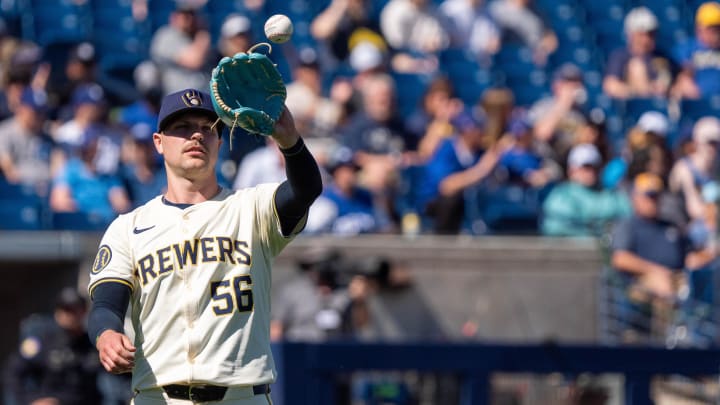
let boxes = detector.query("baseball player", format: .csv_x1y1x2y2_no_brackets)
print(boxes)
86,88,322,404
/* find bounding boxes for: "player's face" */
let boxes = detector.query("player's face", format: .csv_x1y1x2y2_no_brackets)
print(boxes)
154,113,222,179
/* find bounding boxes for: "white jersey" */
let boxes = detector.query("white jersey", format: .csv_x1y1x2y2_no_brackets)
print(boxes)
88,185,302,391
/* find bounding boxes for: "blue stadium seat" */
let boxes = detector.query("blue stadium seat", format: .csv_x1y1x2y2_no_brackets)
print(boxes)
465,184,551,235
91,2,150,71
615,97,670,134
678,97,720,131
0,199,44,230
391,73,432,118
439,49,494,104
51,212,111,231
26,1,92,45
493,46,535,82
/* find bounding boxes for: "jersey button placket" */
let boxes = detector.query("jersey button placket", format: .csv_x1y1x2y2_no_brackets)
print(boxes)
181,213,190,234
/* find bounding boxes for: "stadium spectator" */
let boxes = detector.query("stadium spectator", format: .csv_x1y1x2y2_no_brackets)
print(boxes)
55,84,124,177
602,111,673,190
603,7,675,99
120,123,165,208
2,287,103,405
285,48,344,138
668,117,720,247
672,1,720,99
217,14,253,58
407,76,463,160
610,173,715,340
49,42,99,120
232,137,286,190
529,63,588,163
49,128,131,224
0,42,47,120
339,73,414,193
0,88,61,195
438,0,500,64
488,0,557,66
417,107,507,234
310,0,381,69
496,112,558,188
541,143,631,236
149,2,211,95
54,83,107,148
117,60,162,131
311,146,386,235
380,0,450,74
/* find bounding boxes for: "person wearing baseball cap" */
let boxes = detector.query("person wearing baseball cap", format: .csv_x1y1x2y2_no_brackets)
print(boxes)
416,107,494,234
603,7,675,99
87,87,323,404
4,287,105,405
218,14,253,58
610,172,716,340
541,143,631,236
672,2,720,98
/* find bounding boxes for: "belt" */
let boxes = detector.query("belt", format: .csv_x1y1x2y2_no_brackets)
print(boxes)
162,384,270,401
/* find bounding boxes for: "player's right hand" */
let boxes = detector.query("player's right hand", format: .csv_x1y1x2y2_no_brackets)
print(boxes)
96,330,136,374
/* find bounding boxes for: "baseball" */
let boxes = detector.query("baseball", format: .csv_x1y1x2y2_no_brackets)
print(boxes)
264,14,293,44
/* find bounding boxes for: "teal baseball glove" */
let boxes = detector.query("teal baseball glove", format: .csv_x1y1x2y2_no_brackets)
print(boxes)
210,44,286,136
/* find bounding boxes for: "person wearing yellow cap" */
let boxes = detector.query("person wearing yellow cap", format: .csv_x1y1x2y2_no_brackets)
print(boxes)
671,2,720,98
609,173,715,342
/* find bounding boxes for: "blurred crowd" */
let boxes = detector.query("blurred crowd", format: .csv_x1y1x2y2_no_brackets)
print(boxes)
0,0,718,243
3,1,720,402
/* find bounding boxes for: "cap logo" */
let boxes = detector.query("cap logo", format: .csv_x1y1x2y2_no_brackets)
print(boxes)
181,90,203,107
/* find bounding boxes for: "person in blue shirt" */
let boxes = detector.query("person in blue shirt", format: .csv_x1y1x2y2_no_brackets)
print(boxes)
49,128,131,224
418,107,504,233
317,146,384,235
672,2,720,99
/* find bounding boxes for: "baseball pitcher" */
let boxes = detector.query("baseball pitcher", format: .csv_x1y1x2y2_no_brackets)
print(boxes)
87,53,322,404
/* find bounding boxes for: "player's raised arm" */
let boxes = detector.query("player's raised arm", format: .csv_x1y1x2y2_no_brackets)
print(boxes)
271,106,323,236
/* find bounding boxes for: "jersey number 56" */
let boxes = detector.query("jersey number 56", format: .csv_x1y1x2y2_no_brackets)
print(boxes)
210,275,253,315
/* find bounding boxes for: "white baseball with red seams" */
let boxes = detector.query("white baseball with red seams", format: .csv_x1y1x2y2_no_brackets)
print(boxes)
264,14,293,44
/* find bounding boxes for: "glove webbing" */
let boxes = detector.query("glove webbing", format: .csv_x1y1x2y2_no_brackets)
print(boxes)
210,42,274,149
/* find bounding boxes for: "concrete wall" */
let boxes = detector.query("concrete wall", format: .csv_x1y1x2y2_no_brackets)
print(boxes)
0,232,607,379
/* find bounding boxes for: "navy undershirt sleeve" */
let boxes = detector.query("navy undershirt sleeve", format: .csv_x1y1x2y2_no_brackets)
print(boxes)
274,138,323,236
87,282,131,344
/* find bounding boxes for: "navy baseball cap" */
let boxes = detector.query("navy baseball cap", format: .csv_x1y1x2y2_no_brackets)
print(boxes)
72,83,105,107
452,108,486,133
157,89,222,134
19,88,48,112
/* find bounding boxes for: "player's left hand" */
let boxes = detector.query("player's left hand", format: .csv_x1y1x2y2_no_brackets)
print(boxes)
271,106,301,149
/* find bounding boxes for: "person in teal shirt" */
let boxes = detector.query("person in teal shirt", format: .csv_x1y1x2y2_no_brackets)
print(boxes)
542,143,631,236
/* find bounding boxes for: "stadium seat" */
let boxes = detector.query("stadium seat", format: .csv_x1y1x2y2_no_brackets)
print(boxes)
618,97,669,128
51,212,112,231
26,1,92,45
465,184,550,235
678,97,720,135
0,199,44,230
391,73,432,118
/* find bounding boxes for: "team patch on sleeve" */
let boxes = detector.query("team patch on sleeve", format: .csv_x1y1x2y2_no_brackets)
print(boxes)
91,245,113,274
